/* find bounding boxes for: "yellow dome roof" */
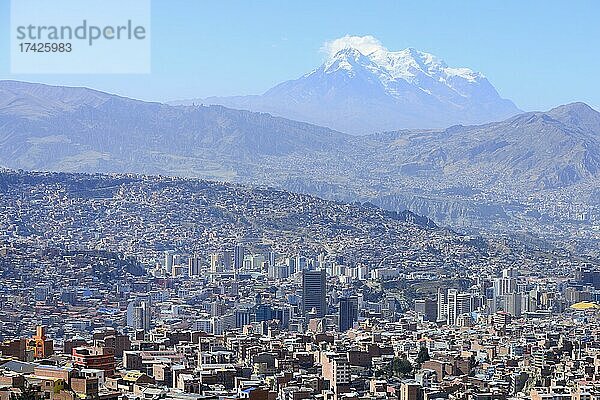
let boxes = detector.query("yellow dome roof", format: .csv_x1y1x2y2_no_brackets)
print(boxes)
570,301,600,310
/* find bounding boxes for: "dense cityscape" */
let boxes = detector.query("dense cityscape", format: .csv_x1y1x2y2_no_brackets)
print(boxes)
1,3,599,400
0,170,598,400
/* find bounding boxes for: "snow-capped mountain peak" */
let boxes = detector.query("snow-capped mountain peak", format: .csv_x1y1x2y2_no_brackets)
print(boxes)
200,35,521,134
322,47,376,76
320,43,484,98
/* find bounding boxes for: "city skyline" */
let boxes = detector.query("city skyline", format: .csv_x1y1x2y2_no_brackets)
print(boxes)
0,168,598,400
1,2,600,400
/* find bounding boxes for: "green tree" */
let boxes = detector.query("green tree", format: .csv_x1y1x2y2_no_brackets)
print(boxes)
469,354,477,369
416,347,430,364
390,357,413,377
11,386,39,400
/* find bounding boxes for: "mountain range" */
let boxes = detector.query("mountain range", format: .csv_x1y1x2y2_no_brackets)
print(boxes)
173,46,521,134
0,80,599,253
0,80,347,178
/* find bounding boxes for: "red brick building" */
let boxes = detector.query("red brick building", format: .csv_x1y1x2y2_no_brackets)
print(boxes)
72,347,116,377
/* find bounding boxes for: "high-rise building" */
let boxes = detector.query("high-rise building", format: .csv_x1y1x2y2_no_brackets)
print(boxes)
506,292,523,317
164,251,174,272
172,264,187,277
223,250,233,270
269,263,289,280
525,290,539,312
318,253,326,268
286,257,297,274
493,277,517,296
234,244,244,276
268,251,276,269
447,289,472,326
188,256,201,276
437,288,448,322
249,254,265,271
255,304,274,322
210,253,222,273
297,255,307,271
127,296,152,332
277,265,290,280
302,269,326,317
357,264,369,281
339,297,358,331
415,298,437,322
235,309,251,328
503,267,518,278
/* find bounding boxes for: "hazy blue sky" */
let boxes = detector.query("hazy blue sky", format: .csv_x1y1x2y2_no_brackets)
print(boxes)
1,0,599,111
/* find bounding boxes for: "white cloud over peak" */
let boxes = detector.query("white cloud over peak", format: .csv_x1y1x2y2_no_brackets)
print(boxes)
320,35,387,58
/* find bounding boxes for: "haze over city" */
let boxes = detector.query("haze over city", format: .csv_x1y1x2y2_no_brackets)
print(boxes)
0,3,600,400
